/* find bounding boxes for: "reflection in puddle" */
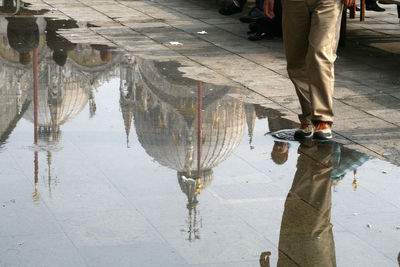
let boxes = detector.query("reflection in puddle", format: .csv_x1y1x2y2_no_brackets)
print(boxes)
122,58,250,241
279,142,337,266
0,0,47,15
1,16,120,201
0,15,399,267
278,141,372,266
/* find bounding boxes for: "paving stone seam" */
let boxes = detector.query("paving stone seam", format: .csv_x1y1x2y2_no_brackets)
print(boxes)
333,95,400,128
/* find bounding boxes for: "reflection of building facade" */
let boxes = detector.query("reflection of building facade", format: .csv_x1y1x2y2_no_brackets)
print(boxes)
0,72,30,147
0,0,48,15
22,42,120,141
25,43,120,198
0,16,121,197
120,58,256,241
0,16,122,139
0,17,44,146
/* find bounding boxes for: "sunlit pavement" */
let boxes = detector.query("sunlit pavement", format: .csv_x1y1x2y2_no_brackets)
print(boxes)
0,0,399,266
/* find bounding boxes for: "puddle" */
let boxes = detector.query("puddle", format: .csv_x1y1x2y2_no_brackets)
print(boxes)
0,15,399,267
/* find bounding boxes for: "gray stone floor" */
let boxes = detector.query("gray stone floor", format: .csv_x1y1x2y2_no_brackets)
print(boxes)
0,0,399,266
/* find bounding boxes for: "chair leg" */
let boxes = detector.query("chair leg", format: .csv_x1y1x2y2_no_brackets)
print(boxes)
350,2,356,18
340,7,347,47
360,0,365,21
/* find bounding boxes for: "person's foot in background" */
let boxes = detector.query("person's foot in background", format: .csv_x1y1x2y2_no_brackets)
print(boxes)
219,0,245,15
366,0,385,11
240,7,265,22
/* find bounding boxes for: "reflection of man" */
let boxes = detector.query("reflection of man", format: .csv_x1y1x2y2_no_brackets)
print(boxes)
271,141,289,165
255,105,298,165
6,17,39,65
278,142,336,266
255,105,299,132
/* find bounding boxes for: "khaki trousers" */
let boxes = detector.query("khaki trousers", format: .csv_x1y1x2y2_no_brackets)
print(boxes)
282,0,343,124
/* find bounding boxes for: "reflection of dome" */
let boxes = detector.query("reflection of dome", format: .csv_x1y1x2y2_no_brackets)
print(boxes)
0,17,122,147
0,34,47,65
23,63,89,143
24,75,88,126
119,59,251,243
117,58,252,242
134,88,246,173
68,44,115,69
129,58,247,175
136,59,230,117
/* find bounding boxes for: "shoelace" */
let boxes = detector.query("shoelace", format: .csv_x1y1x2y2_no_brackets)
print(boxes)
300,123,310,129
316,122,329,130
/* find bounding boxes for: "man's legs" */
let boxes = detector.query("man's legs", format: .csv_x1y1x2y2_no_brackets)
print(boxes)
282,0,313,125
283,0,342,139
306,0,343,124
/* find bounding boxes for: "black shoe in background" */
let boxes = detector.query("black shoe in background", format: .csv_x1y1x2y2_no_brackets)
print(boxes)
240,7,265,23
248,32,274,41
219,2,243,15
247,22,257,34
366,2,385,11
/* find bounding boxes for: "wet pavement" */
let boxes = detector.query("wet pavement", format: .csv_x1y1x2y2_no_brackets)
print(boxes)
0,1,400,267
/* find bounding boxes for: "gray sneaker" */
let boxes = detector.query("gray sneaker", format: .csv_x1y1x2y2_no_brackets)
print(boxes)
294,123,315,140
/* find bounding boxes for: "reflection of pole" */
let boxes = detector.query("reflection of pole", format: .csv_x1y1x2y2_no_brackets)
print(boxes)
33,48,39,201
33,48,38,144
197,81,202,180
34,151,39,194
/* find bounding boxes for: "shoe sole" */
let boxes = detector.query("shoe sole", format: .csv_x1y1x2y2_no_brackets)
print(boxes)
294,132,313,140
240,16,266,23
219,7,243,16
313,132,332,140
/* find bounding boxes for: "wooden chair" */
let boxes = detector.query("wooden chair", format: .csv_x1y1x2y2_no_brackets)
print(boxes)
351,0,400,21
340,0,400,46
349,0,366,21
